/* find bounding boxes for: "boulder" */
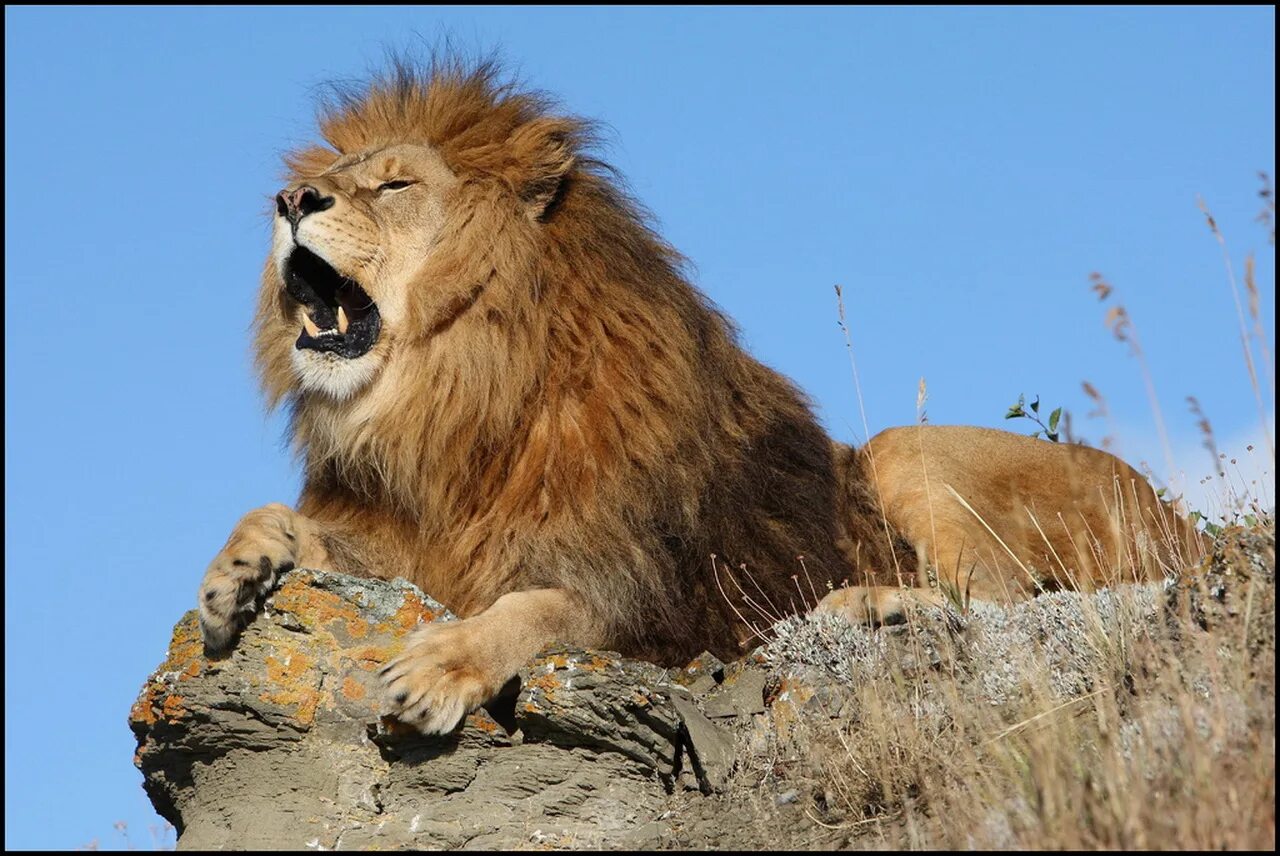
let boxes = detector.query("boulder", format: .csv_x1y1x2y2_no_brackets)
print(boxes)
130,570,702,850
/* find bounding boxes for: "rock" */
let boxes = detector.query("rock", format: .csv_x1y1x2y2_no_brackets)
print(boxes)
671,651,727,696
516,648,682,776
1166,521,1276,651
130,570,684,850
701,663,768,718
671,692,736,793
132,523,1273,849
766,664,859,741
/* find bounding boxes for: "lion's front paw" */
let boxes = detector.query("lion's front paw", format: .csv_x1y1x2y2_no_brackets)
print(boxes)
379,619,508,735
198,503,299,653
816,586,889,625
815,585,947,627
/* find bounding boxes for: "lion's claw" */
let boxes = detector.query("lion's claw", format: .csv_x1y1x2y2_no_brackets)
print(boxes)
198,503,299,653
380,620,505,735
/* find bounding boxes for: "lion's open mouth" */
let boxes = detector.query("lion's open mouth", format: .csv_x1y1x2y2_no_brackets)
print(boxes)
285,247,381,359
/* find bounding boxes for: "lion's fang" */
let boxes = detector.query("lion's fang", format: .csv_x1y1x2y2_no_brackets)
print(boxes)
301,313,341,338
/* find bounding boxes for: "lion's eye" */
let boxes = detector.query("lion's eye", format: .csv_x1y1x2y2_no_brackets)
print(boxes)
377,180,415,193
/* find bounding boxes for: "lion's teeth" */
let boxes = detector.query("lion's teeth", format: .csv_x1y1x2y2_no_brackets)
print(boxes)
337,306,350,334
302,313,321,338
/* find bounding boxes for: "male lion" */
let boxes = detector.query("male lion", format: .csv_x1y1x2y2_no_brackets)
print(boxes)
198,61,1202,735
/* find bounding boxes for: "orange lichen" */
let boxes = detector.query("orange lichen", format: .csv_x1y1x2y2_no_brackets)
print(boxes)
467,711,501,734
265,650,315,684
145,614,207,678
259,685,321,727
581,653,613,671
130,692,159,727
130,620,205,729
160,694,189,723
269,575,370,639
523,671,564,694
373,591,442,636
341,675,367,701
351,645,392,666
260,649,322,726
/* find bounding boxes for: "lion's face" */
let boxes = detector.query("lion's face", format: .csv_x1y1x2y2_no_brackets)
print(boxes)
268,143,459,399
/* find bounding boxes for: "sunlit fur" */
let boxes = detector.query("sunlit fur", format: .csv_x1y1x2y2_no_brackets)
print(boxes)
248,59,1203,664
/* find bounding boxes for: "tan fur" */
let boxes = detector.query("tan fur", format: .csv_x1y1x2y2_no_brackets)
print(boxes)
197,60,1204,733
819,427,1204,624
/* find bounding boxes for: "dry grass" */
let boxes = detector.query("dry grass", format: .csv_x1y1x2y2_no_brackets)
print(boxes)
750,520,1274,849
739,186,1276,850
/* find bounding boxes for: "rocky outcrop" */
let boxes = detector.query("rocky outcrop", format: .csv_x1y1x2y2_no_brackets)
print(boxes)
129,570,757,850
131,523,1274,850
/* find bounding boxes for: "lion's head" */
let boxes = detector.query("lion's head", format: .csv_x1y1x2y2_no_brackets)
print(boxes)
253,59,729,524
256,61,588,409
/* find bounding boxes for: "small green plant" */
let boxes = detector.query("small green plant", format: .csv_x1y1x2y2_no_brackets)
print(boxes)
1004,393,1063,442
1186,510,1225,538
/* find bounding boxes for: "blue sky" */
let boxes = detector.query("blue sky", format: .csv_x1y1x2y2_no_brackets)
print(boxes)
4,6,1274,849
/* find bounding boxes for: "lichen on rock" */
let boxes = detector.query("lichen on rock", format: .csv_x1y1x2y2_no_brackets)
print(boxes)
131,522,1274,849
130,570,734,849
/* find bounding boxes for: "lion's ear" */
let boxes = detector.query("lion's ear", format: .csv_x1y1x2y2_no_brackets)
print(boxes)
506,119,577,220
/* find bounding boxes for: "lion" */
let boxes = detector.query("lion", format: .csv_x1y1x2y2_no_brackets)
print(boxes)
198,59,1204,735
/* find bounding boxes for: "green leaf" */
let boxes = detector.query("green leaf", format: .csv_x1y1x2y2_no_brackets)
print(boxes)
1031,430,1042,439
1048,407,1061,433
1030,396,1040,414
1156,487,1167,498
1047,432,1059,443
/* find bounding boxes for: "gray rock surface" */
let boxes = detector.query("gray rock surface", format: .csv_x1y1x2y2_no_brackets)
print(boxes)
670,693,736,793
130,570,709,850
131,523,1273,849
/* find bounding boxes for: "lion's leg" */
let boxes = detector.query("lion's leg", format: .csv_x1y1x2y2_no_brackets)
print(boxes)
815,584,947,626
198,503,332,652
380,588,603,735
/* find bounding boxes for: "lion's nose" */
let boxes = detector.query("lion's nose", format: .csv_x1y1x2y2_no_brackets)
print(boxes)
275,185,334,226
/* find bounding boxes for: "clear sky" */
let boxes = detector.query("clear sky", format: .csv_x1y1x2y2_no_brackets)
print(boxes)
4,6,1274,849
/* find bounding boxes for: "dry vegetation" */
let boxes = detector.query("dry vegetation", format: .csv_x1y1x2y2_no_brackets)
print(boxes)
752,519,1273,849
738,179,1277,851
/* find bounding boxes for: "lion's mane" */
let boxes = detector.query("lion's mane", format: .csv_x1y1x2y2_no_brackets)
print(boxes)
252,60,897,662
